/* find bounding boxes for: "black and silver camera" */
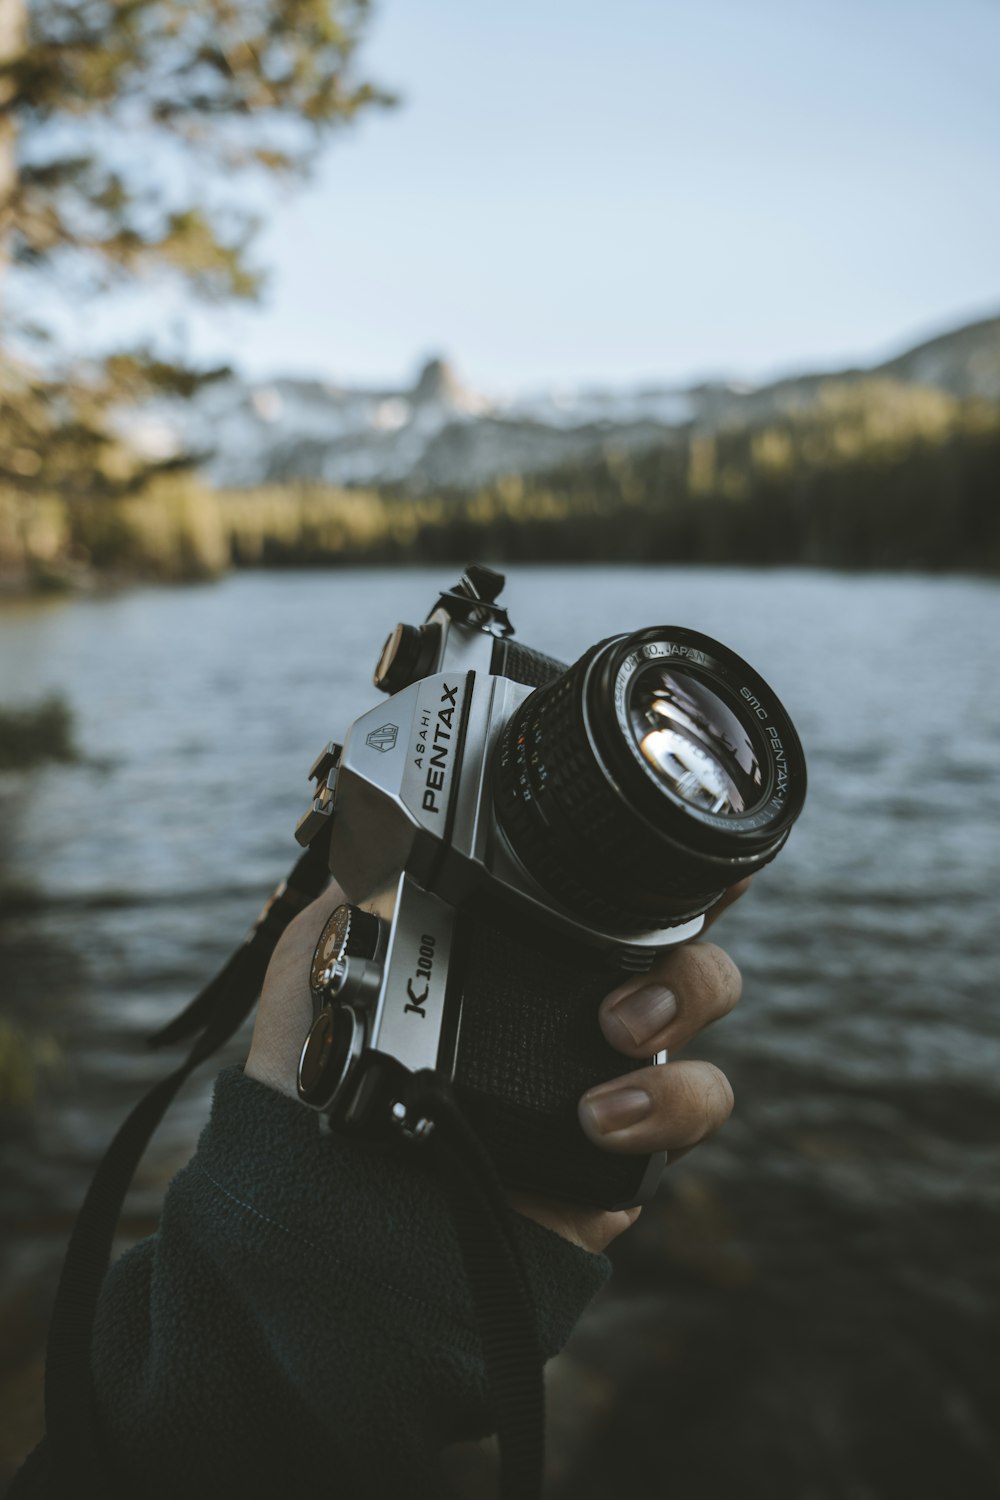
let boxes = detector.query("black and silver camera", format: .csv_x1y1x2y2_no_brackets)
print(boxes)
293,566,806,1210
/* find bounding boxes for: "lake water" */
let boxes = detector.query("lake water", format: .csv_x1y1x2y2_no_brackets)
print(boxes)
2,566,999,1496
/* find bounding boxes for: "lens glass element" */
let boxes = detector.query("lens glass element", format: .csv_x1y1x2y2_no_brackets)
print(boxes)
628,664,764,815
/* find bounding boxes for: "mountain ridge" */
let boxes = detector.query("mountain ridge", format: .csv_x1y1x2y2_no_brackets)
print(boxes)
133,313,1000,492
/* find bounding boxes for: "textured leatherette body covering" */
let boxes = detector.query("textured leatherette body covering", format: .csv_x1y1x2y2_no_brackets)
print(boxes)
453,905,657,1209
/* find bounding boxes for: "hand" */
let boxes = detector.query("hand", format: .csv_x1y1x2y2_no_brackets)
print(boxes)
508,880,749,1256
244,881,749,1259
243,891,341,1100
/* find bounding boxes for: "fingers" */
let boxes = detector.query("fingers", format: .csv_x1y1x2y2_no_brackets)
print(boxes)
598,939,742,1059
577,885,746,1166
701,876,752,934
593,878,749,1060
578,1059,734,1154
507,1191,642,1255
245,883,345,1098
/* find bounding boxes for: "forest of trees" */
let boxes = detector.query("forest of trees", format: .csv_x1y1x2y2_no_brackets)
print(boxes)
5,372,995,581
411,379,999,573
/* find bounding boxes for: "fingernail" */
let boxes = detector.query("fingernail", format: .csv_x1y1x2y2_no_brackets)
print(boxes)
607,985,677,1046
580,1086,652,1136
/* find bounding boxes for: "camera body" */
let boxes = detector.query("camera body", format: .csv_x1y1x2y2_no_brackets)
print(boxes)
294,568,805,1209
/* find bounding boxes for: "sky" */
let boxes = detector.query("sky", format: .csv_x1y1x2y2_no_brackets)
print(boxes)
60,0,1000,392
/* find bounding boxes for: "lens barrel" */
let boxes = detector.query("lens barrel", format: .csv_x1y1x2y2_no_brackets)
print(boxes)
492,628,806,931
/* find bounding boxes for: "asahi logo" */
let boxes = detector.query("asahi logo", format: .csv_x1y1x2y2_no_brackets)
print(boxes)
411,682,459,814
404,933,437,1017
366,723,399,753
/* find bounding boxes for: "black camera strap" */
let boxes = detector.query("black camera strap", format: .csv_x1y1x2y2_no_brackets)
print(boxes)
394,1070,545,1500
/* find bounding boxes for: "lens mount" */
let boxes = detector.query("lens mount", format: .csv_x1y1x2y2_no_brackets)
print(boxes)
492,627,806,930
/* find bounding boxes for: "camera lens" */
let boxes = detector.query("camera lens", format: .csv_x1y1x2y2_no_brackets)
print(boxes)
493,628,806,931
628,664,763,816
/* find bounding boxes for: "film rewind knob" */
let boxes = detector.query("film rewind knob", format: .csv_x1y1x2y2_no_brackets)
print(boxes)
373,623,442,694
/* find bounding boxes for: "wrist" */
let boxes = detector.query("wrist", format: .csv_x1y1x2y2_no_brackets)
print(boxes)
508,1189,641,1254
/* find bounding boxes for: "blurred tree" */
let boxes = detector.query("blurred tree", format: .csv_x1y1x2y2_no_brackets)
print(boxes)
0,0,391,506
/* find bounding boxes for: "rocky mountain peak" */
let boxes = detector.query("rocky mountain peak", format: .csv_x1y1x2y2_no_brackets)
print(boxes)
411,355,464,406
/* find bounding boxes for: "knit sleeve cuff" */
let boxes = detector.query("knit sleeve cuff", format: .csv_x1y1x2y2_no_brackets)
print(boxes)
189,1065,610,1360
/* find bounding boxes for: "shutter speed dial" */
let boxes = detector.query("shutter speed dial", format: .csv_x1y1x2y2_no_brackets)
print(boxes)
298,904,384,1111
310,903,382,998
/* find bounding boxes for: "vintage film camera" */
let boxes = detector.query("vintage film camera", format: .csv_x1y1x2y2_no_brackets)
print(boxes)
294,567,806,1209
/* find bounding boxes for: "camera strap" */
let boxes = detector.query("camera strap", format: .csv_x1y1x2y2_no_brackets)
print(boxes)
40,825,334,1494
393,1069,545,1500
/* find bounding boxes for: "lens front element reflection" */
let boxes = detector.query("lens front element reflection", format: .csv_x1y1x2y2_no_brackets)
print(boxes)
629,666,763,816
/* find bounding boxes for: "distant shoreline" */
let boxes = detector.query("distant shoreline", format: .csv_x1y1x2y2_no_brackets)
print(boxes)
3,556,999,608
3,380,999,591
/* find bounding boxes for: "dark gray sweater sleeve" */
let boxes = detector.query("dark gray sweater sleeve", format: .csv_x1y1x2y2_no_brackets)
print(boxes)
16,1065,611,1498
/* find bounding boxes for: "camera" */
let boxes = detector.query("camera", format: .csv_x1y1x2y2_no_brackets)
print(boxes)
293,566,806,1209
